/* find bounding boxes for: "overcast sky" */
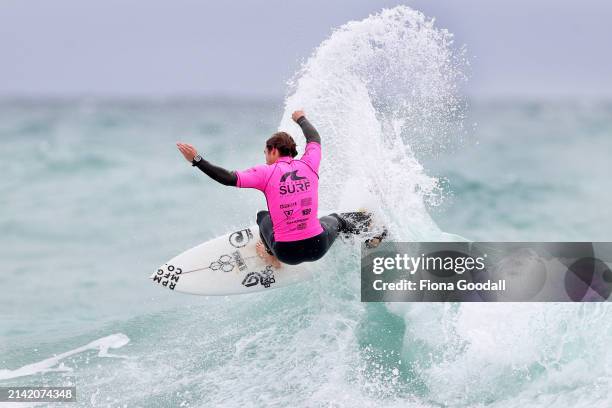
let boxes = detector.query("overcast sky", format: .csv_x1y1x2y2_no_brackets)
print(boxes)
1,0,610,99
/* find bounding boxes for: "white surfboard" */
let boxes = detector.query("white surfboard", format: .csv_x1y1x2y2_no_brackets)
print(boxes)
150,209,383,296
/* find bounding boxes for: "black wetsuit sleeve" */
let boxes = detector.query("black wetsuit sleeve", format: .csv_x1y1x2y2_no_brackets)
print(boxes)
192,158,238,186
296,116,321,144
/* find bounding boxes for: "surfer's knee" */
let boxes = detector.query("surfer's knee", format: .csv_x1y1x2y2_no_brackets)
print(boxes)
325,213,345,232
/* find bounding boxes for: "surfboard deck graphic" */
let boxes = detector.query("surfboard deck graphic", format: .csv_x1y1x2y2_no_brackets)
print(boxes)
150,210,385,296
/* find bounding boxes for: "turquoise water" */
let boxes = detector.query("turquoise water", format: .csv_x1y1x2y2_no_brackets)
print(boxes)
2,6,612,408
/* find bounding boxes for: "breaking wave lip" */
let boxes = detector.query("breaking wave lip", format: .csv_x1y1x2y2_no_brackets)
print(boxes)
0,333,130,380
278,5,467,243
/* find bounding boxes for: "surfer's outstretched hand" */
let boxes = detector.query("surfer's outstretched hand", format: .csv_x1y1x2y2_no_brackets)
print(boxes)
177,142,198,162
291,110,305,122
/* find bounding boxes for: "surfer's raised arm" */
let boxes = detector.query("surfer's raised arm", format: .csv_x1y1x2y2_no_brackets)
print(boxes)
292,110,321,144
177,112,319,187
176,142,238,186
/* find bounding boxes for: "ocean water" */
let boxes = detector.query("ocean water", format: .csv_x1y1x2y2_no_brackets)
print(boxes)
2,6,612,408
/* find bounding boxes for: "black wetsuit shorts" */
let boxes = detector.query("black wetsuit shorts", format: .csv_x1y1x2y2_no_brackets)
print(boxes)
256,210,341,265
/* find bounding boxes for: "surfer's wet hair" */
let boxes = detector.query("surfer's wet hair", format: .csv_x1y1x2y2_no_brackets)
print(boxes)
266,132,298,158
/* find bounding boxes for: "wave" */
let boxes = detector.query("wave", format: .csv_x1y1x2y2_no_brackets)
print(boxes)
0,333,129,380
3,5,609,407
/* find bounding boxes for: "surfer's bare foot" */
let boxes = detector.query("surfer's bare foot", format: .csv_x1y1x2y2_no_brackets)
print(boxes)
256,241,282,269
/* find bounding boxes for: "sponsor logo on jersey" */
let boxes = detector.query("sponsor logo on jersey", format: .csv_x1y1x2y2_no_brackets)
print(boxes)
287,217,308,225
279,170,311,195
280,170,306,182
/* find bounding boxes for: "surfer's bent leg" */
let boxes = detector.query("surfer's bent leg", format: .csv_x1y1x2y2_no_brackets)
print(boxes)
256,210,275,255
318,214,342,249
267,215,339,265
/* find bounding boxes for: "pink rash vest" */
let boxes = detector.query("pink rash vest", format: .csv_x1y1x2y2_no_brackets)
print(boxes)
235,142,323,242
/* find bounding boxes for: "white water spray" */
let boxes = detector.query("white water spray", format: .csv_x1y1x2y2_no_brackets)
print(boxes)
279,6,467,240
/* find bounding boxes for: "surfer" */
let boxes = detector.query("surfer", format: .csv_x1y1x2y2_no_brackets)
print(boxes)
177,110,368,267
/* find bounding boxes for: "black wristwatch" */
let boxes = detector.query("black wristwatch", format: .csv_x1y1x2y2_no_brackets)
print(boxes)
191,154,203,166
